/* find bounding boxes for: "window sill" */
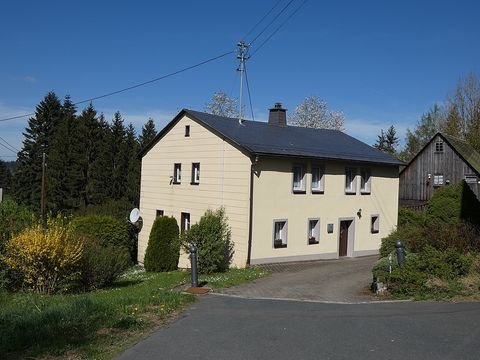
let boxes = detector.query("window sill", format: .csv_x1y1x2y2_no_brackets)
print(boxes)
273,243,288,249
172,182,181,185
293,189,306,194
311,190,324,194
190,182,199,185
308,240,319,245
371,230,379,234
360,191,371,195
345,191,356,195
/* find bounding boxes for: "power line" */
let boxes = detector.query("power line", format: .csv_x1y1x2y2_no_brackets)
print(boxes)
243,0,285,41
244,64,255,121
251,0,308,57
0,135,19,153
0,141,16,154
0,50,234,123
248,0,296,46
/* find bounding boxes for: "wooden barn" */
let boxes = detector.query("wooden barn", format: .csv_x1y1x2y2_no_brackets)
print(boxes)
399,132,480,206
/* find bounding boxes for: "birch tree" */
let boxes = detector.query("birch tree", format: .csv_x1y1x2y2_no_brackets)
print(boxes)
205,91,239,118
288,95,345,130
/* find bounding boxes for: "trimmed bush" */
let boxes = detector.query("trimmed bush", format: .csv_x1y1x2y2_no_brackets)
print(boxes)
71,214,131,250
398,207,425,227
144,216,180,272
2,219,84,294
426,183,463,225
182,208,234,274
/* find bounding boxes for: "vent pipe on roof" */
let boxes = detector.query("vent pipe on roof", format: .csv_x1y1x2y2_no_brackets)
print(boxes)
268,102,287,127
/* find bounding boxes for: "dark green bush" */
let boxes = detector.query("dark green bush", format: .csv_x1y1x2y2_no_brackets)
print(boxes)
426,183,463,225
182,208,234,274
77,238,131,291
71,214,131,251
398,207,425,227
0,198,36,252
379,225,424,257
144,216,180,272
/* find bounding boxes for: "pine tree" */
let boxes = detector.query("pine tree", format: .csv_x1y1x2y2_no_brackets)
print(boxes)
138,118,157,149
373,126,399,155
125,124,140,205
109,112,128,200
0,160,12,196
14,92,62,210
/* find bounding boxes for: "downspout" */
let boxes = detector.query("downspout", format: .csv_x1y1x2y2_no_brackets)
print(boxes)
246,155,257,266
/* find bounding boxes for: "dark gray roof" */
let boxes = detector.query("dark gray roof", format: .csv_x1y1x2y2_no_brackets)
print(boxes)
141,109,403,166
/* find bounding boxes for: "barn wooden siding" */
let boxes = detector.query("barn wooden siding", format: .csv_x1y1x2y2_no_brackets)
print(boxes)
399,134,477,202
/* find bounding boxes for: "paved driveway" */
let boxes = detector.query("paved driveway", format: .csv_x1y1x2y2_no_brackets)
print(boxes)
216,256,379,303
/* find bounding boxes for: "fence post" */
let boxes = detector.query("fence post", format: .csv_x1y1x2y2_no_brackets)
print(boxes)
190,245,199,287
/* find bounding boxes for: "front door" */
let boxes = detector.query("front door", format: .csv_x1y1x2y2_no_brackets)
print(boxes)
339,220,351,257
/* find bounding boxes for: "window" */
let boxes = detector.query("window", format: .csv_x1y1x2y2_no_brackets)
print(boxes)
185,125,190,137
273,220,288,248
465,174,478,184
181,212,190,234
371,215,379,234
311,166,325,193
173,163,181,184
308,219,320,245
360,169,371,194
191,163,200,184
293,165,306,193
345,168,356,194
433,174,444,187
156,210,164,217
435,141,444,152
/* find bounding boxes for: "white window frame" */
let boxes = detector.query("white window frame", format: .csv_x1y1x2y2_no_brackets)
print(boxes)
311,165,325,193
360,168,371,194
308,218,320,245
345,167,357,194
292,165,306,193
191,163,200,184
173,163,181,184
371,215,379,234
273,220,288,248
433,174,444,187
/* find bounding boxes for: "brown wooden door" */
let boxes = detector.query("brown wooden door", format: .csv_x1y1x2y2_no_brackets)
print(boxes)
339,221,350,257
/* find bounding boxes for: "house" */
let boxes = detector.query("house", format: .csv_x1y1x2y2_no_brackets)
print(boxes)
399,132,480,206
138,103,402,267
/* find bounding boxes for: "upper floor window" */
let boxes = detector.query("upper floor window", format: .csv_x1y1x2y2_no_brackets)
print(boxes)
433,174,444,187
293,165,306,193
311,166,325,193
191,163,200,184
360,169,371,194
435,141,444,152
185,125,190,137
173,163,181,184
345,168,356,194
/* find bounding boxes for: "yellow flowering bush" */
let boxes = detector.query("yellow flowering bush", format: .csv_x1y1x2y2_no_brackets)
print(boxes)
3,219,84,294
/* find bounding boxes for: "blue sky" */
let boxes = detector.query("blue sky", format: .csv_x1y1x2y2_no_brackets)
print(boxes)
1,0,479,160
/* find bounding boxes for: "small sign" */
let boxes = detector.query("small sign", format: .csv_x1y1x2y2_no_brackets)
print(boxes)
327,223,334,233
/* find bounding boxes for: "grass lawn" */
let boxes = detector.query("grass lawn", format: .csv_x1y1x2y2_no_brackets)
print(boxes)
0,266,270,359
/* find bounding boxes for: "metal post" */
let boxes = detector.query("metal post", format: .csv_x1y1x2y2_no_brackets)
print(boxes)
395,240,405,267
190,244,199,287
237,41,250,123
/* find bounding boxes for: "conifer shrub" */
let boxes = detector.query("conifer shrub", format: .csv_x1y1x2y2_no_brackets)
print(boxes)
71,215,130,250
2,218,84,294
182,208,234,274
144,216,180,272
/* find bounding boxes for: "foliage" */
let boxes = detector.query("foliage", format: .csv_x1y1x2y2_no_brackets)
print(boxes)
76,238,131,291
2,218,84,294
144,216,180,272
138,117,157,149
0,160,12,195
205,91,239,118
373,125,399,156
182,208,234,274
0,198,36,251
398,207,425,227
71,214,131,250
287,95,345,130
0,271,193,358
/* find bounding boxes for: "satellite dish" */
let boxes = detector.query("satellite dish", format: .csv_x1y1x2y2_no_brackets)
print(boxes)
129,208,140,223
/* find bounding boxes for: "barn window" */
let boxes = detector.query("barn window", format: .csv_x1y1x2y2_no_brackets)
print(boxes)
433,174,444,187
435,141,444,152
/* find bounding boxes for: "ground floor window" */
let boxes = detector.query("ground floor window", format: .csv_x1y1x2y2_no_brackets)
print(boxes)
308,219,320,244
433,174,444,187
181,212,190,234
273,220,288,248
371,215,379,233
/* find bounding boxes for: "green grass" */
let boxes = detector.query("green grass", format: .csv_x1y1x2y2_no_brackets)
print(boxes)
0,266,270,359
200,267,271,289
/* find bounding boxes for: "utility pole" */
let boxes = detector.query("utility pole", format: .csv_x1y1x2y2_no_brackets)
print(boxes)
236,41,250,124
40,152,46,227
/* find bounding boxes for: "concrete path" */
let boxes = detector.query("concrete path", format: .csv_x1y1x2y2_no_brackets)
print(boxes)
117,295,480,360
216,256,378,303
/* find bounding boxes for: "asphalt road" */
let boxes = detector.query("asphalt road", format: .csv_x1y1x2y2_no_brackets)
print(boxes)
117,295,480,360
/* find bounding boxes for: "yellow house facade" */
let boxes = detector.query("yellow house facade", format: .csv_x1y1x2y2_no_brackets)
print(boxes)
138,104,401,267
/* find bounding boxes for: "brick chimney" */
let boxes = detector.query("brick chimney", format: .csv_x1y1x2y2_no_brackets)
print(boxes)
268,102,287,127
